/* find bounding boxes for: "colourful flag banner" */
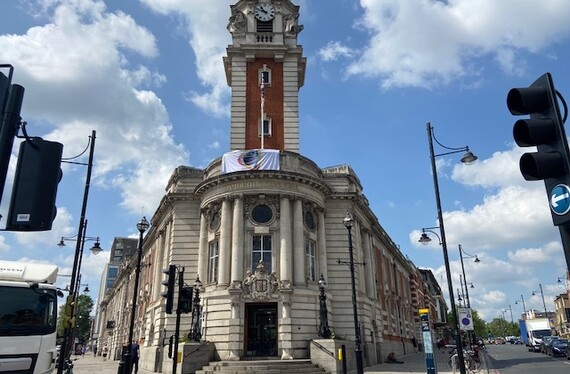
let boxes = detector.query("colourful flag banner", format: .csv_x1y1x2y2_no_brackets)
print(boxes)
221,149,280,173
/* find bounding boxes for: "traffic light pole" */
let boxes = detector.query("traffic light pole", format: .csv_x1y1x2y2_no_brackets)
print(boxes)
559,224,570,274
172,267,184,374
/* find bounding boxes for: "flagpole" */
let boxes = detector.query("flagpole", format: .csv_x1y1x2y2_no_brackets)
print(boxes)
260,76,265,150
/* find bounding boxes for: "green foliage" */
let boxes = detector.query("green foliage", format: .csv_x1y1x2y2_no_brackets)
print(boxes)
56,293,94,343
446,308,489,339
486,317,519,338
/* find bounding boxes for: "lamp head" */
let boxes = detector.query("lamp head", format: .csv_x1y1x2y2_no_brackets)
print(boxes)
460,149,478,165
137,216,150,233
532,291,536,296
90,239,102,255
83,285,90,293
343,212,354,228
318,274,326,289
57,238,66,247
418,232,432,245
474,256,481,263
194,275,203,289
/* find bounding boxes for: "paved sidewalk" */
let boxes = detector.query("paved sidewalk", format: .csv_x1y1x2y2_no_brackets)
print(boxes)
68,354,153,374
70,349,487,374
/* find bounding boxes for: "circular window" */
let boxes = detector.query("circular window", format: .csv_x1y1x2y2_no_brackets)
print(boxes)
304,211,316,231
251,204,273,224
209,211,220,232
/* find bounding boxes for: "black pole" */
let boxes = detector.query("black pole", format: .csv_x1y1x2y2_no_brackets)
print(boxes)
346,223,364,374
123,217,149,374
172,267,184,374
0,80,24,205
539,284,547,315
426,123,466,374
58,131,96,374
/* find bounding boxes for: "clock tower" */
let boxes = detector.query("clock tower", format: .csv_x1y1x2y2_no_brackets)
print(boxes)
224,0,306,153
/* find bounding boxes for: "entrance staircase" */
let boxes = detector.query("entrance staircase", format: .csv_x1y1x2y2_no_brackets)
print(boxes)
195,359,331,374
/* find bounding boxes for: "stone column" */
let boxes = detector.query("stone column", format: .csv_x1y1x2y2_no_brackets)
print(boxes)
197,210,208,283
363,230,376,299
218,198,232,286
293,198,305,285
230,195,244,286
279,196,292,282
317,209,328,280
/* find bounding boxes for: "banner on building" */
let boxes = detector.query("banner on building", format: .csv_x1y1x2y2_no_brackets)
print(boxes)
221,149,280,174
458,307,474,331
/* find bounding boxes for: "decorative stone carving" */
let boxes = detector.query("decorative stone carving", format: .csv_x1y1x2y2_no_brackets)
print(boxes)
227,9,246,34
242,261,280,301
283,11,303,35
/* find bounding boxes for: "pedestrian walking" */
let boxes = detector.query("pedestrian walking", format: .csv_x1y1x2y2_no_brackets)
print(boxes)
130,340,140,374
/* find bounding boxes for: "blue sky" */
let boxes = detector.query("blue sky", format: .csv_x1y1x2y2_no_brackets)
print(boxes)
0,0,569,322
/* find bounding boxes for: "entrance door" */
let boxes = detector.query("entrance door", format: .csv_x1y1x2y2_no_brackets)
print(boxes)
245,303,278,357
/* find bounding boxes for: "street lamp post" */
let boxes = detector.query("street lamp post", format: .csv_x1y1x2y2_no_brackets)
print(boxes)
532,284,548,315
515,295,527,319
458,245,479,310
121,216,150,374
343,212,364,374
425,122,477,374
190,276,203,342
57,130,96,374
318,274,331,338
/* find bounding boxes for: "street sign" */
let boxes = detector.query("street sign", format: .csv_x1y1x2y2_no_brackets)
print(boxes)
550,184,570,216
459,307,474,331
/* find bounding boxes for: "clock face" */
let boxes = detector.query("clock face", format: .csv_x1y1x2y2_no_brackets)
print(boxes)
255,3,275,22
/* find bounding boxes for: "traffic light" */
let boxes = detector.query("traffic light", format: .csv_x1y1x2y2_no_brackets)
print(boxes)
167,335,174,358
6,138,63,231
161,265,176,314
507,72,570,225
63,295,75,329
179,286,193,314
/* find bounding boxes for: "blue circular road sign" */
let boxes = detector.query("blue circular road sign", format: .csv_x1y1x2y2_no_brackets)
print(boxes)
550,184,570,216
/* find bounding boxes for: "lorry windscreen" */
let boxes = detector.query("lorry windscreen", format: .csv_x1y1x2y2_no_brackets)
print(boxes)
0,286,57,336
531,329,551,339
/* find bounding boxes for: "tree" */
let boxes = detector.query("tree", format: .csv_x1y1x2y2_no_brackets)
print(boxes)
56,293,94,343
486,317,519,338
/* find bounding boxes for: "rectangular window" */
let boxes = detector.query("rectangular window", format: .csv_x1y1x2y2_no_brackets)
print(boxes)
305,239,317,281
259,118,271,137
261,71,270,86
252,235,272,272
208,240,219,283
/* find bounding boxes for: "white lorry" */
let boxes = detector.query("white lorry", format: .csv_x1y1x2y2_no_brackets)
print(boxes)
525,318,551,352
0,260,60,373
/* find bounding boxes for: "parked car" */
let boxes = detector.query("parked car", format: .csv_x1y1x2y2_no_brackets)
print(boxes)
494,338,506,345
548,338,568,357
540,336,559,354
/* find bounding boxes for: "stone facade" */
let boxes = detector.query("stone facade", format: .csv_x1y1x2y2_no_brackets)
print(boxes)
95,1,444,372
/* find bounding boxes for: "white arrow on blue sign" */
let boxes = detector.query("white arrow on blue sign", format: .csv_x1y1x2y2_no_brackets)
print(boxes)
550,184,570,216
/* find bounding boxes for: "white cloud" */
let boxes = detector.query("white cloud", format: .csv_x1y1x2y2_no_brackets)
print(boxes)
0,0,188,215
318,41,355,62
507,241,562,264
140,0,232,117
341,0,570,88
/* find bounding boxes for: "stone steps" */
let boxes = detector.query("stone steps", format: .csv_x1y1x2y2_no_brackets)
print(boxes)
195,359,331,374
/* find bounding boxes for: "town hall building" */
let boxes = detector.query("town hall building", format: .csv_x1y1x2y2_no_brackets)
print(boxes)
96,1,444,373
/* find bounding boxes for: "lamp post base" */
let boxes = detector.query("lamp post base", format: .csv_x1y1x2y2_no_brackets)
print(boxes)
120,352,132,374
